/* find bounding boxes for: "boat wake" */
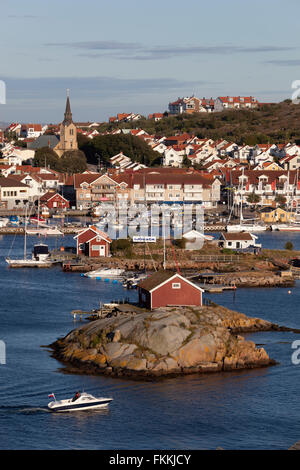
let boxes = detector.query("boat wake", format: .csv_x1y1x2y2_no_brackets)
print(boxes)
0,405,50,414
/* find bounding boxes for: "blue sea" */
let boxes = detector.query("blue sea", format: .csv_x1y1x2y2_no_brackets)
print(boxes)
0,232,300,450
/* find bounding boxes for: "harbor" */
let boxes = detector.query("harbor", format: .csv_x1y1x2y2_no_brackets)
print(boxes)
1,230,300,449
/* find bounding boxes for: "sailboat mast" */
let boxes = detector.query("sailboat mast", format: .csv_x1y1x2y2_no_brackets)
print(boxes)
24,205,27,259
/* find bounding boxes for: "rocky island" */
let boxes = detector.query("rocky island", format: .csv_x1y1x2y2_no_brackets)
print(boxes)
49,302,281,379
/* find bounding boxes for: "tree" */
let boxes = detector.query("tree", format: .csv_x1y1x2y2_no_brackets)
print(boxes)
246,192,261,206
78,134,159,167
59,150,87,173
284,241,293,250
33,147,60,169
275,194,287,207
33,147,87,173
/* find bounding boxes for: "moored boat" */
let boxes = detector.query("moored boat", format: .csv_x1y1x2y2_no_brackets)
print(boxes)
84,267,125,279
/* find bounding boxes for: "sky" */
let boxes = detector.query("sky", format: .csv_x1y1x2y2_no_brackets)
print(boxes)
1,0,300,123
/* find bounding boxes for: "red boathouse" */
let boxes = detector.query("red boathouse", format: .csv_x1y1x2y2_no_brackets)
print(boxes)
138,271,204,310
74,225,112,257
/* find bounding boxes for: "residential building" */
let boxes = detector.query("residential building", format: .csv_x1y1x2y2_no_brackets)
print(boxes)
0,176,30,209
20,124,45,139
40,191,70,210
218,232,261,250
214,96,259,112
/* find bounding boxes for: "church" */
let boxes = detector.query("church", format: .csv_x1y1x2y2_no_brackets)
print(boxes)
54,90,78,158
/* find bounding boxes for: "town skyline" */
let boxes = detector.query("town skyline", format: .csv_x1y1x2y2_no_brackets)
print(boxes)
1,0,299,122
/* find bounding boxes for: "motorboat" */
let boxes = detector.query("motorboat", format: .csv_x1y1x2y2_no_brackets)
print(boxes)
47,391,113,412
0,217,9,228
84,267,125,279
30,215,46,224
122,272,148,288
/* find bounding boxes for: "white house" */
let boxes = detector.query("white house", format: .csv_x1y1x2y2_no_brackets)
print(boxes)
218,232,261,250
7,148,35,166
0,177,30,209
163,147,183,167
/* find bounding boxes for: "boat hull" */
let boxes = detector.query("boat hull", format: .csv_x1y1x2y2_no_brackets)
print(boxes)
48,399,113,412
6,259,53,268
226,225,267,232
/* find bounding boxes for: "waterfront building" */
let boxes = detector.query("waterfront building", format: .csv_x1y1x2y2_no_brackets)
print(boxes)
218,232,261,251
138,271,204,310
74,225,112,257
40,191,70,210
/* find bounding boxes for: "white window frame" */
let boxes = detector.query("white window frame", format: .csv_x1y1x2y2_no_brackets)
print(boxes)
172,282,181,289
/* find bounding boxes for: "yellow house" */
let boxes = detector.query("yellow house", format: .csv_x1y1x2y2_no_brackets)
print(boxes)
260,206,295,223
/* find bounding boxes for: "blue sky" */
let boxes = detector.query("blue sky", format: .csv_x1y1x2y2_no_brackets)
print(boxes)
1,0,300,122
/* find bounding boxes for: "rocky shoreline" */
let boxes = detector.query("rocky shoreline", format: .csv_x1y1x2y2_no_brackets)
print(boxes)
48,303,285,379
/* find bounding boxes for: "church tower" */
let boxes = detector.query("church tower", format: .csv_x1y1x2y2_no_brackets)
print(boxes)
54,90,78,158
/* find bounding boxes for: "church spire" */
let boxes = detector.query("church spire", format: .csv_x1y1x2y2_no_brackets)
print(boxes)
63,89,73,125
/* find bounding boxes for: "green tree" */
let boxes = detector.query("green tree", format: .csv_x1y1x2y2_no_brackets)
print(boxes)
275,194,287,207
78,134,160,167
246,192,261,206
284,241,293,250
59,150,87,173
33,147,60,169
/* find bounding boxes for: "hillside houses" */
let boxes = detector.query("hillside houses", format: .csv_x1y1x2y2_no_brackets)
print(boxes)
168,96,214,114
214,96,259,112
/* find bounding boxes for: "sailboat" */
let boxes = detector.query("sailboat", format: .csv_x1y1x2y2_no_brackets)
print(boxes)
271,171,300,231
226,170,267,232
6,206,53,268
26,198,63,236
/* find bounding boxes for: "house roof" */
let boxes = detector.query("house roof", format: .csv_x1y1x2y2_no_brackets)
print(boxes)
138,271,204,293
221,232,254,241
27,135,59,150
74,225,112,243
138,271,178,291
40,191,69,202
0,176,29,188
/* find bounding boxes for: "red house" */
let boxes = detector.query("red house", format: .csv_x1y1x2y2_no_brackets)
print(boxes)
138,271,204,310
74,225,112,258
40,191,70,210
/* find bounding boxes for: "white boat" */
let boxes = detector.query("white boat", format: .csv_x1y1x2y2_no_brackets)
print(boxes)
5,207,53,267
0,217,9,227
47,391,113,412
26,225,63,236
226,223,267,232
122,272,148,288
84,267,125,278
271,223,300,232
6,242,52,268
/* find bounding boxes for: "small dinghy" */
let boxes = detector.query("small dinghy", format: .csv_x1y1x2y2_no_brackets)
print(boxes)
47,391,113,412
